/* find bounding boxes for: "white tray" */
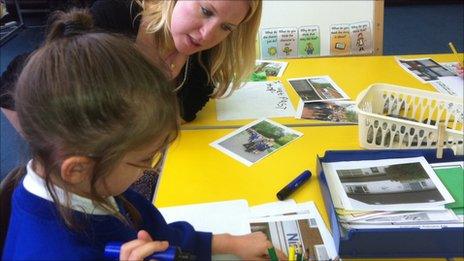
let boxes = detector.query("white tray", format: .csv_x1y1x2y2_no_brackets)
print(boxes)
355,83,463,155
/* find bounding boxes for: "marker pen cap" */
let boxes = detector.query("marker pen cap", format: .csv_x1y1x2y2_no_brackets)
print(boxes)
276,170,312,200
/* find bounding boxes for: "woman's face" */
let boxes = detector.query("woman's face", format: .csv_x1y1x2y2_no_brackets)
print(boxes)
170,0,249,55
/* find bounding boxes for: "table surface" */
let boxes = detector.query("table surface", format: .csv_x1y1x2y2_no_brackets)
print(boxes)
155,53,463,261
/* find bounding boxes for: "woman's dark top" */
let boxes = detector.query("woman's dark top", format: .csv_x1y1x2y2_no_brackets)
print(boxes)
0,0,214,122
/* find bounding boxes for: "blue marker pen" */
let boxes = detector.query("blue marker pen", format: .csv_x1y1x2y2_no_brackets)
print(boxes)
104,242,196,261
276,170,312,200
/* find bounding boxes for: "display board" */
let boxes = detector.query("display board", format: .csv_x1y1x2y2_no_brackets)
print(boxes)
259,1,384,59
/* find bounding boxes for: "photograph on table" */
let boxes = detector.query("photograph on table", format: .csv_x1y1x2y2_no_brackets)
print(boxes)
254,60,288,77
322,157,455,211
396,58,457,83
249,202,338,261
288,76,349,103
210,118,302,166
296,100,357,123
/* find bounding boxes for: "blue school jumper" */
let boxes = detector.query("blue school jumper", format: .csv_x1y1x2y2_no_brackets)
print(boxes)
2,167,212,260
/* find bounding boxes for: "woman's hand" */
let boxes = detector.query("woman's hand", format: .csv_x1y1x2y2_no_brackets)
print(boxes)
119,230,169,261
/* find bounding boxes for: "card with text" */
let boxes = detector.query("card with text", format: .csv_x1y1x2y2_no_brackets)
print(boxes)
260,28,279,60
298,26,320,57
350,21,373,54
277,27,298,58
330,24,350,56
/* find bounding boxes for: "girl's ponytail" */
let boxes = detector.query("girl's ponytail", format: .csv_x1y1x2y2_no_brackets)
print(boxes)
46,8,93,42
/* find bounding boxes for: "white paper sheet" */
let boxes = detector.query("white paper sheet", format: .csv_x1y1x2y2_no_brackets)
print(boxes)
435,76,464,98
249,199,297,218
159,199,251,235
216,81,295,121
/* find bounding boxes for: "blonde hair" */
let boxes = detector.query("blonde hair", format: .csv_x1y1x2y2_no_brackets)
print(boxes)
12,9,179,229
138,0,262,98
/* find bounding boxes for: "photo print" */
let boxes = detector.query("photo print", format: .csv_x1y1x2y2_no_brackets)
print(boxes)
254,60,288,77
397,58,457,83
210,119,302,166
288,76,349,103
296,101,357,123
323,157,455,211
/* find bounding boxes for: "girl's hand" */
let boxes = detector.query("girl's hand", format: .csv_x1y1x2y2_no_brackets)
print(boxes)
119,230,169,261
232,232,287,260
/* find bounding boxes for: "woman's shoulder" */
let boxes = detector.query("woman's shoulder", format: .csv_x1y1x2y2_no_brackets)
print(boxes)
90,0,141,36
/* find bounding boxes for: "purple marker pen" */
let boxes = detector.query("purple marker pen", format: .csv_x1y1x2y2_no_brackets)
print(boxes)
104,242,196,261
276,170,312,200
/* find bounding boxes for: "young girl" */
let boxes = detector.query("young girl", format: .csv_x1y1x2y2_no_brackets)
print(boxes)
0,9,283,260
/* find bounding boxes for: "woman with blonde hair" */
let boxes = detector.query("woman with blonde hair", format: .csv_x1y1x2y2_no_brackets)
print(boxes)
92,0,262,122
1,0,261,125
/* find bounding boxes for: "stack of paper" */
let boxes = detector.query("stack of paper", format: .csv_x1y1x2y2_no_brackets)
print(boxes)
289,76,358,123
322,157,464,229
159,200,338,261
396,57,463,98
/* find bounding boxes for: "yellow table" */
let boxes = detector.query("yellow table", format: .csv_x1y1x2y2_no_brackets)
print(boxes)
155,125,361,224
157,53,463,260
184,53,460,129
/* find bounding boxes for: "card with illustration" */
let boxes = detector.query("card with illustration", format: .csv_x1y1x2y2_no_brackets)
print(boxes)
210,119,302,167
298,26,320,57
254,60,288,77
288,76,350,103
277,27,298,58
296,100,357,123
349,21,372,54
330,24,350,55
260,28,279,60
397,57,457,83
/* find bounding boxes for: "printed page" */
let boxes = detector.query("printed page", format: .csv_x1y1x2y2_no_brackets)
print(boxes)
250,203,338,261
349,21,372,55
277,27,298,58
288,76,350,103
254,60,288,77
296,100,357,123
216,81,295,121
260,28,279,60
396,57,457,83
210,119,302,167
330,24,350,56
298,26,320,57
322,157,455,211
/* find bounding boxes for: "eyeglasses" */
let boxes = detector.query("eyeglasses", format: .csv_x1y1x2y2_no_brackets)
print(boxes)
126,150,166,173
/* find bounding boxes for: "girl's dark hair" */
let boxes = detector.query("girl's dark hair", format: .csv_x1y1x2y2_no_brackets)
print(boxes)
0,8,179,249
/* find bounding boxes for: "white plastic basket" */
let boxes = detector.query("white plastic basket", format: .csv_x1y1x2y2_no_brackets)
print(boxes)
356,83,464,155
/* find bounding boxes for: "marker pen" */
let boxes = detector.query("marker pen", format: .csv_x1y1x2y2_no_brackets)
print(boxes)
276,170,312,200
104,242,196,261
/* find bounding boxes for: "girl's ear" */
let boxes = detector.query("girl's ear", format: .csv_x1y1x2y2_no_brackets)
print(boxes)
60,156,95,184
